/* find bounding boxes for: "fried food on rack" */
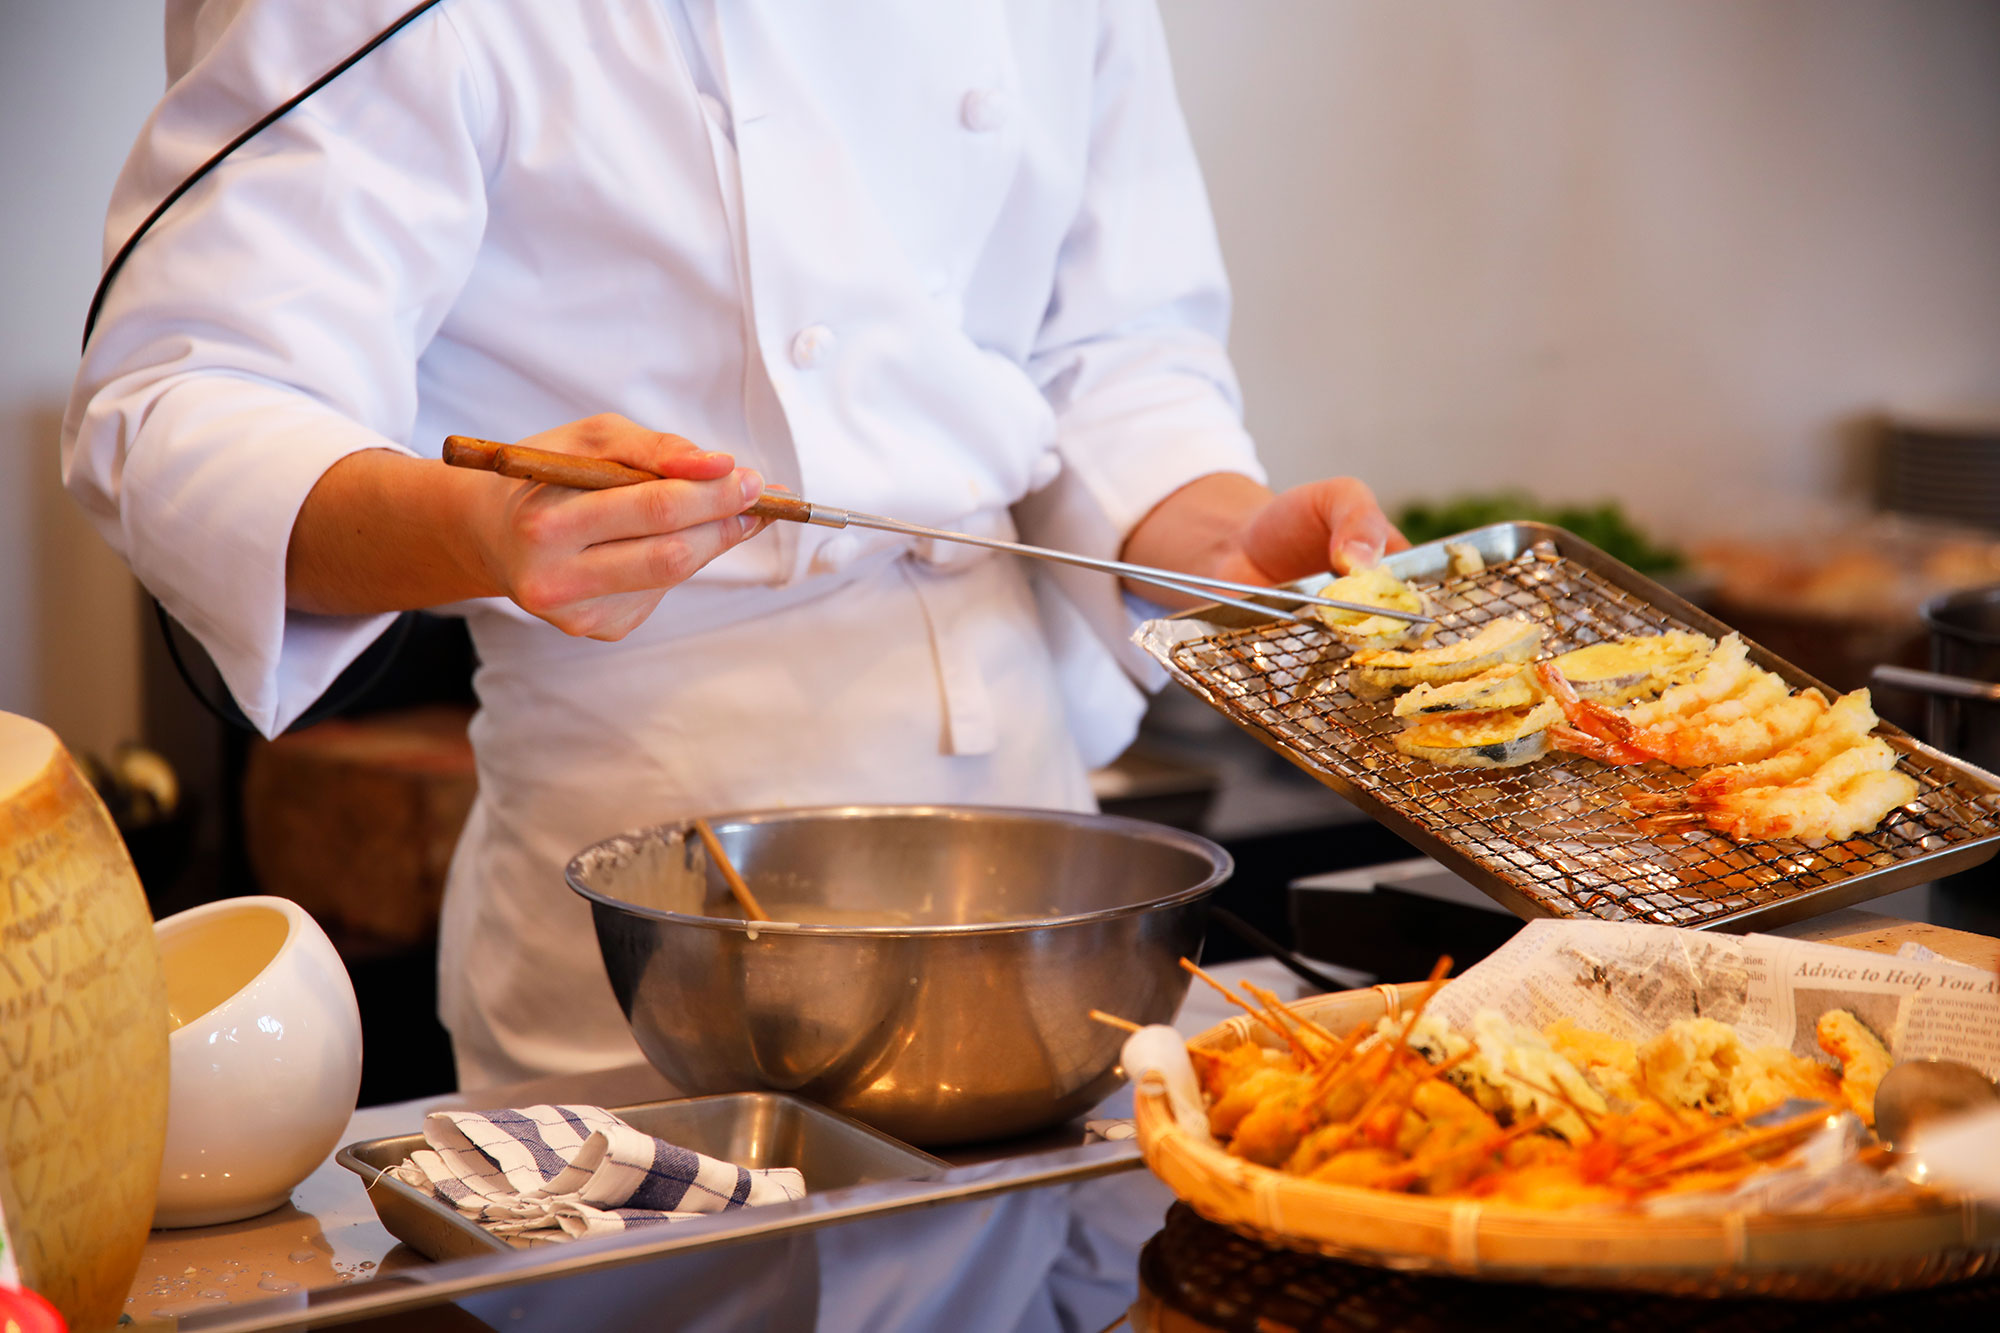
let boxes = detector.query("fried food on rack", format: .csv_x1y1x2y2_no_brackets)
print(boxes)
1392,700,1565,769
1545,632,1713,705
1817,1010,1893,1125
1310,567,1437,650
1388,631,1715,722
1394,664,1543,718
1350,617,1544,698
1638,757,1917,845
1544,651,1828,769
1686,689,1882,801
1626,634,1755,727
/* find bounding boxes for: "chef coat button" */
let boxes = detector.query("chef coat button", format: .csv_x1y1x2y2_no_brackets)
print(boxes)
697,92,728,126
960,88,1010,134
1028,452,1062,491
790,324,836,369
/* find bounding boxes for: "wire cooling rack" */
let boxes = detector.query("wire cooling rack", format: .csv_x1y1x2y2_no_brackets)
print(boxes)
1141,524,2000,932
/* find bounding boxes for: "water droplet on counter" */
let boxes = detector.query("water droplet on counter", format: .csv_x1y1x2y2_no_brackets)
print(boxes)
197,1288,229,1301
151,1296,228,1318
288,1249,319,1264
256,1275,302,1294
357,1261,376,1271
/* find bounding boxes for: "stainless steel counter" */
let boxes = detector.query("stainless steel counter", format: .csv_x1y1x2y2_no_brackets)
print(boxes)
123,912,2000,1331
122,957,1308,1332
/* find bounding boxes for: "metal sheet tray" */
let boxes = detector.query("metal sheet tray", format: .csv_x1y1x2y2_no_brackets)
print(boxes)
1138,522,2000,932
335,1091,948,1262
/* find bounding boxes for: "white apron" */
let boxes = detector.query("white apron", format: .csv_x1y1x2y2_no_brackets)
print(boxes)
439,550,1096,1088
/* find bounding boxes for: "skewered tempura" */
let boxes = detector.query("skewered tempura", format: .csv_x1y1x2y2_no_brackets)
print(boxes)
1173,961,1893,1211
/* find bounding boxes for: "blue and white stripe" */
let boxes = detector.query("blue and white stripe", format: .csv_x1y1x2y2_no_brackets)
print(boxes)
388,1104,805,1244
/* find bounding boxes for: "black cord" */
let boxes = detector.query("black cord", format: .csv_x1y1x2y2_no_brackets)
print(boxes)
90,1,453,730
82,0,451,349
153,599,418,734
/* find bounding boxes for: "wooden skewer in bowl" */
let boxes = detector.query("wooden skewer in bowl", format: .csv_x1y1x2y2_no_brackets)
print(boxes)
692,817,769,923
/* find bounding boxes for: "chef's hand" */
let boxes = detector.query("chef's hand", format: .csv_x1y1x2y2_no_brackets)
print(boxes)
286,414,767,639
479,414,767,639
1117,473,1406,607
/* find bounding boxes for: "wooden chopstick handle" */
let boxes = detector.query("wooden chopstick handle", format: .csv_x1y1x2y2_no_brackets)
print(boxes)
693,817,770,923
440,434,814,523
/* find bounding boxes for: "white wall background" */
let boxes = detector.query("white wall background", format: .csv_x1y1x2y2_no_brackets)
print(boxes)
1161,0,2000,513
0,0,158,760
4,1,1999,750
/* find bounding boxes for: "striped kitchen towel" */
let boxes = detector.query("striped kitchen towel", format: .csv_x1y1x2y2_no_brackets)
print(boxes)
387,1104,805,1242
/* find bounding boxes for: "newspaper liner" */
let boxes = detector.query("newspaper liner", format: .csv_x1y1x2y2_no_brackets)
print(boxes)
1424,919,2000,1215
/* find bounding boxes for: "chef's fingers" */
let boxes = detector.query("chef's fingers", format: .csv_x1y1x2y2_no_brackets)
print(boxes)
566,513,758,601
520,413,738,481
1236,478,1404,582
1323,481,1404,575
514,467,762,551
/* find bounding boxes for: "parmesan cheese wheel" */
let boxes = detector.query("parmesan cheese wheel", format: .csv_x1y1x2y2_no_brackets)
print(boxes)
0,712,168,1330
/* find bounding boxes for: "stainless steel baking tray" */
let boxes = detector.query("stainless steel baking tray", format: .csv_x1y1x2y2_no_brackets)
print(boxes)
1137,522,2000,932
335,1091,948,1261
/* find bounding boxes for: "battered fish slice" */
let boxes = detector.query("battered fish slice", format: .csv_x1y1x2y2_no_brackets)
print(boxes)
1545,631,1713,705
1393,700,1563,769
1729,1045,1843,1119
1351,617,1544,698
1310,567,1437,650
1393,665,1540,718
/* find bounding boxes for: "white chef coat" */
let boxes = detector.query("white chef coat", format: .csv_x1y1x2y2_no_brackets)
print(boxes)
64,0,1266,1085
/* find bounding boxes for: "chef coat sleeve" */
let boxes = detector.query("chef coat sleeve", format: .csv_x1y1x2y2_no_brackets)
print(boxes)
1014,0,1268,690
60,2,492,737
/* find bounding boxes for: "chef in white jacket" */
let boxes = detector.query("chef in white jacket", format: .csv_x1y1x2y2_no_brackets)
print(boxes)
69,1,1397,1103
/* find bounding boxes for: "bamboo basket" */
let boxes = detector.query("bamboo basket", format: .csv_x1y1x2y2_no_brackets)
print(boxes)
1132,984,2000,1298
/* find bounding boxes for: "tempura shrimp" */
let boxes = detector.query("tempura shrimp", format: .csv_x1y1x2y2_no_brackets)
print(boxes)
1634,681,1826,767
1624,635,1753,727
1690,767,1917,843
1685,689,1881,801
1542,654,1825,768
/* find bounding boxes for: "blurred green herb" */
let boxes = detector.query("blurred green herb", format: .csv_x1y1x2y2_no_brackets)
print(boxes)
1394,492,1684,574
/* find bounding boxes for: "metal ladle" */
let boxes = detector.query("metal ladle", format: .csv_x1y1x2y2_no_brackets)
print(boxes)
1873,1058,2000,1152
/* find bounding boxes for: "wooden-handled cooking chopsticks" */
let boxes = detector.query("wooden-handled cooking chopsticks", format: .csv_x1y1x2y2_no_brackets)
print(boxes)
440,435,1433,626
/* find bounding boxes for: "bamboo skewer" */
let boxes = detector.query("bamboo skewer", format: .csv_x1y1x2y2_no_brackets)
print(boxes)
692,816,769,923
1090,1010,1144,1034
1179,958,1320,1063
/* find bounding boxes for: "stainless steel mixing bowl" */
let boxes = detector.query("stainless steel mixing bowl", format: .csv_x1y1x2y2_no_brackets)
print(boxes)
567,805,1229,1146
